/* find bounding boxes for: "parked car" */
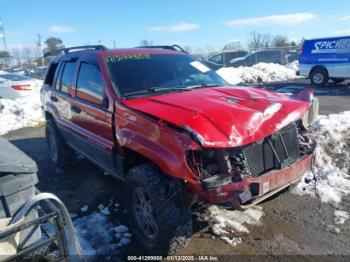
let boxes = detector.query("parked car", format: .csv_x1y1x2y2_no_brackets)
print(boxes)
208,50,248,67
41,45,315,254
298,36,350,86
26,66,48,80
137,44,224,71
230,50,288,67
200,58,223,71
0,73,42,99
286,51,300,63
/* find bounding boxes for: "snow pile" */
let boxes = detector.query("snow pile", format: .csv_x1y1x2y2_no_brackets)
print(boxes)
217,62,300,85
285,60,299,71
206,205,264,247
0,93,44,135
73,206,131,256
334,210,350,225
293,111,350,206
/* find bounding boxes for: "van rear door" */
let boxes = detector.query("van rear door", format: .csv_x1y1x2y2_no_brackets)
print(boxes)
331,38,350,78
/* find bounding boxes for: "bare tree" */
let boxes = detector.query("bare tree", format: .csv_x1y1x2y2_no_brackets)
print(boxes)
139,39,153,46
272,35,289,47
222,41,242,51
12,48,21,66
182,45,192,53
22,47,35,66
204,45,216,57
289,40,297,47
33,46,41,59
248,31,271,50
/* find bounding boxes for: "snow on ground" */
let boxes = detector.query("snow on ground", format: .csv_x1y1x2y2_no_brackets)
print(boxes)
205,205,264,247
216,61,300,85
334,210,350,225
73,206,131,257
0,92,45,135
292,111,350,206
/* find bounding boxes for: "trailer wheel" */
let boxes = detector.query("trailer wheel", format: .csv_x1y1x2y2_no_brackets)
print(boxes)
124,164,193,255
46,120,73,167
310,68,328,86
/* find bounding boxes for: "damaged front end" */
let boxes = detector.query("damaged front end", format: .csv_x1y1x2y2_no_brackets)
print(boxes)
186,120,316,209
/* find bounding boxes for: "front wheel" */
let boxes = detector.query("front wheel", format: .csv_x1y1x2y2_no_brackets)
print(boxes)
124,164,193,255
310,68,328,86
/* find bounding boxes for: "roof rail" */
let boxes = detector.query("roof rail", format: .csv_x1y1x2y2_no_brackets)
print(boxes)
136,44,188,53
43,45,108,57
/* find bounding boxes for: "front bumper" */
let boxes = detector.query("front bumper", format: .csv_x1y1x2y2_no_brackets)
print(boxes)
206,152,315,209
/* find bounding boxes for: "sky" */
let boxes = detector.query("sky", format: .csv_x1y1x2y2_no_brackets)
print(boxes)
1,0,350,51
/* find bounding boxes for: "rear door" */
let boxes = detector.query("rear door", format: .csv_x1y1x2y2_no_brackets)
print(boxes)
69,59,119,177
331,38,350,78
51,59,78,145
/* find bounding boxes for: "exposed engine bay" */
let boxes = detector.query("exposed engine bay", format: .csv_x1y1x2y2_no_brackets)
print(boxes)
186,120,315,192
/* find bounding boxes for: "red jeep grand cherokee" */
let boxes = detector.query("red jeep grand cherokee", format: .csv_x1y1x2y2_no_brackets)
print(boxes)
41,45,315,254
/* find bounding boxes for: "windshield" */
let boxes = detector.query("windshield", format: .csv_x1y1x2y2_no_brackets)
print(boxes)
105,53,227,97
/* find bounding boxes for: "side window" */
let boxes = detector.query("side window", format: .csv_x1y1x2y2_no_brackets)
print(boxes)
210,54,223,64
76,62,104,104
44,63,58,86
55,63,64,90
60,62,76,93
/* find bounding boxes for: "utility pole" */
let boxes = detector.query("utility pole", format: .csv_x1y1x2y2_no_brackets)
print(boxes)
0,19,9,68
0,19,8,51
36,34,45,66
113,40,116,48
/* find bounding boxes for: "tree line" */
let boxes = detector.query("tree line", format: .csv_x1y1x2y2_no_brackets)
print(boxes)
0,32,303,68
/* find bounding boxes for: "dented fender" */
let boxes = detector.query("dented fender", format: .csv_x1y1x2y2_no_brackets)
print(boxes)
115,101,201,183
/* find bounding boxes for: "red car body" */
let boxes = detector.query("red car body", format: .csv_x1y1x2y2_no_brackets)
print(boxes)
41,47,315,209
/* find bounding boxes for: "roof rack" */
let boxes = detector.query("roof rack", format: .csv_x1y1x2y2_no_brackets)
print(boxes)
135,44,188,53
43,45,108,57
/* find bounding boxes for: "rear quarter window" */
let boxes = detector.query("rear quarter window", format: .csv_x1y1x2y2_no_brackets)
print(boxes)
44,63,58,86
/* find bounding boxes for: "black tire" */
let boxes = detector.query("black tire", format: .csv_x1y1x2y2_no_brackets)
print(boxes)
45,119,73,167
310,67,328,86
331,78,345,84
124,164,193,255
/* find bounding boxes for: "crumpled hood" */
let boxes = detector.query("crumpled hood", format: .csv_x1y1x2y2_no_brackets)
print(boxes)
123,86,309,147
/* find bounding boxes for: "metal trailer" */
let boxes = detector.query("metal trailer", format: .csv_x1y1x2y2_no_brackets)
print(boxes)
0,137,80,261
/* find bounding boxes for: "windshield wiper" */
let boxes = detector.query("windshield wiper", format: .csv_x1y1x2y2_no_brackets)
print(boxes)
185,83,222,89
124,86,191,98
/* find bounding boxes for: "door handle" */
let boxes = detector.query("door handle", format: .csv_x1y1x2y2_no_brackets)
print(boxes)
50,96,58,102
71,105,81,114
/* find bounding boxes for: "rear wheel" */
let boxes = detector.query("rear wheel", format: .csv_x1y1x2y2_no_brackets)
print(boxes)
124,164,193,255
331,78,345,84
46,119,73,167
310,68,328,86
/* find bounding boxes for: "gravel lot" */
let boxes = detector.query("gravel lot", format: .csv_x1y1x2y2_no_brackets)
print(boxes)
2,80,350,260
